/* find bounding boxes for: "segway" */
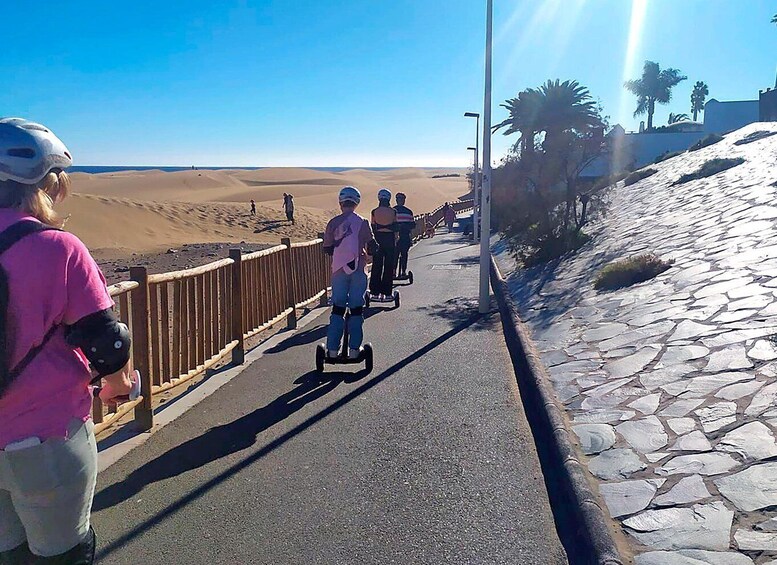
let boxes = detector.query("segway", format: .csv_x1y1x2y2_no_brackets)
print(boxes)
394,270,414,285
365,290,400,309
316,312,374,373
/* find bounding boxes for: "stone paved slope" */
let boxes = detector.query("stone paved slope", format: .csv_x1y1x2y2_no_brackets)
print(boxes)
496,123,777,563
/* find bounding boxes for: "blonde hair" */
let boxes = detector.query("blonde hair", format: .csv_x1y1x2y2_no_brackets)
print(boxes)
0,171,71,227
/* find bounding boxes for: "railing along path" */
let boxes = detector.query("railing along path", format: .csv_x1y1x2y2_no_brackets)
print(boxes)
92,200,472,434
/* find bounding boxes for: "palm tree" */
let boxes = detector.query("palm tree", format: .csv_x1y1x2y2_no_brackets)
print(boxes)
772,13,776,23
668,112,690,124
625,61,687,131
690,81,709,121
493,88,543,161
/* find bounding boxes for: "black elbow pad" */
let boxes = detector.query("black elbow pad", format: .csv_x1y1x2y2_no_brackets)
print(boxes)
65,309,131,376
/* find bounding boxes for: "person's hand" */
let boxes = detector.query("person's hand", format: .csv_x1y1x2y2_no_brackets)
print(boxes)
97,365,134,404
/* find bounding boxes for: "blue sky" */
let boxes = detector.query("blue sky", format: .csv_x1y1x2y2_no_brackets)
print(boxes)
2,0,775,167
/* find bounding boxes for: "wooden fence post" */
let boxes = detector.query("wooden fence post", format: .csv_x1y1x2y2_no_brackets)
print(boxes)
281,237,298,329
317,232,329,307
229,249,245,364
130,267,153,431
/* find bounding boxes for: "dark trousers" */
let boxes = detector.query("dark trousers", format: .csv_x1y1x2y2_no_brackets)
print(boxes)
369,234,395,295
396,236,411,275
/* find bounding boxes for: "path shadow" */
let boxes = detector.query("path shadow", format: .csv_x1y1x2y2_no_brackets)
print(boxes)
416,298,499,331
93,372,342,512
265,309,382,354
411,244,472,261
94,311,482,560
253,220,287,233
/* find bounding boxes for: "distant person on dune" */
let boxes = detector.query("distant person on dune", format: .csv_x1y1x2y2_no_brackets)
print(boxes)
322,187,374,359
250,199,256,216
0,118,134,564
283,193,295,225
393,192,414,277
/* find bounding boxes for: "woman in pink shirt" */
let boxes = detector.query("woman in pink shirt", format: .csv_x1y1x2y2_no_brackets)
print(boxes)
0,119,133,564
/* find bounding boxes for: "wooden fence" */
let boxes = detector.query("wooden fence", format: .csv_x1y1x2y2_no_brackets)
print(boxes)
93,200,472,435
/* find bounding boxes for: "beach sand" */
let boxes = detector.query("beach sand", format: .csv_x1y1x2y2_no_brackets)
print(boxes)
65,167,468,263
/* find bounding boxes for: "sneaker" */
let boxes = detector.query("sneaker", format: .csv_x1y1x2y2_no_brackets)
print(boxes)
327,349,339,359
348,348,361,359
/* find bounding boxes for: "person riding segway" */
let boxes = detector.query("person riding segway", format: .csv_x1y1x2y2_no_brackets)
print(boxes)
317,186,374,372
368,188,400,307
393,192,414,284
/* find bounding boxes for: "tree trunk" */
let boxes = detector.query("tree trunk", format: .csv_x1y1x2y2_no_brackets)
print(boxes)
692,108,698,121
647,98,655,130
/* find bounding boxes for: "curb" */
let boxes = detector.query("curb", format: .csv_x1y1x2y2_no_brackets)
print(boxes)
490,256,624,565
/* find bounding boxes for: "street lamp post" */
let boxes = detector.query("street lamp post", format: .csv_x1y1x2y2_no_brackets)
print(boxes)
464,112,480,243
478,0,493,314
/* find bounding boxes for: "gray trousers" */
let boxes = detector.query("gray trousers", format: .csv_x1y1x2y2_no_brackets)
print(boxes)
0,419,97,557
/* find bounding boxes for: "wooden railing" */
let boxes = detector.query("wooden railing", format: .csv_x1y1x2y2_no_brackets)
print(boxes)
92,200,471,435
411,199,475,241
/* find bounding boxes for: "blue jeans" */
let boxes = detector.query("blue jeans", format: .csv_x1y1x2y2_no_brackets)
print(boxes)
326,269,368,352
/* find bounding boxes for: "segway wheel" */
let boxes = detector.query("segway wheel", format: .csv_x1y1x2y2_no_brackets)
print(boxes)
315,344,326,373
363,343,373,373
408,271,414,285
394,290,400,309
364,292,371,308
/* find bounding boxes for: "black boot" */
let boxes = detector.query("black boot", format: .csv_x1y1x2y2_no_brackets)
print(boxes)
35,528,96,565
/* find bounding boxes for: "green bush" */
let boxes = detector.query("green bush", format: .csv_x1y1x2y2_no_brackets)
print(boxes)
594,254,673,291
688,133,723,152
734,130,777,146
624,168,658,186
653,150,684,164
673,157,745,185
522,229,591,267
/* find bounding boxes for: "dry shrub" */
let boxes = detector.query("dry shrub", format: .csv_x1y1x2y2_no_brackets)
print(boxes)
594,253,673,291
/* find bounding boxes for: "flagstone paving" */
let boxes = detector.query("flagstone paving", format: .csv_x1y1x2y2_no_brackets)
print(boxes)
496,124,777,562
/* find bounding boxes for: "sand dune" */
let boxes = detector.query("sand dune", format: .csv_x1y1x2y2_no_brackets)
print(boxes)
65,167,468,258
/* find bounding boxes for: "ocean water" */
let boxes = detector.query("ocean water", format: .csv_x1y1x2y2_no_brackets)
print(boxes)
69,166,412,174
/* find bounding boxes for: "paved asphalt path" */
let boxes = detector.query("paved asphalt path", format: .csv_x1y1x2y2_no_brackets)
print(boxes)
91,231,567,565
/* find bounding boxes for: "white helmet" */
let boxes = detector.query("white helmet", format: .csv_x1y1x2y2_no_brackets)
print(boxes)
378,188,391,201
0,118,73,184
339,186,361,204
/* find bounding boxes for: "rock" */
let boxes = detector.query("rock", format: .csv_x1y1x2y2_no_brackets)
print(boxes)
627,393,662,415
646,452,670,463
634,550,753,565
714,380,765,401
166,248,178,254
572,409,636,424
657,453,739,476
660,345,710,365
589,448,646,480
745,382,777,416
616,416,668,453
662,373,753,399
640,364,697,389
695,402,738,433
660,398,705,417
114,266,130,273
756,517,777,532
572,424,616,455
667,418,696,435
669,320,718,342
670,431,712,452
607,347,661,379
748,339,777,361
714,462,777,511
600,479,664,518
654,475,711,507
733,529,777,550
717,422,777,461
582,322,629,342
622,502,734,550
703,346,753,372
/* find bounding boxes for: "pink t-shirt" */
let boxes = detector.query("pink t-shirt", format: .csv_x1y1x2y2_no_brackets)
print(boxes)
0,209,113,449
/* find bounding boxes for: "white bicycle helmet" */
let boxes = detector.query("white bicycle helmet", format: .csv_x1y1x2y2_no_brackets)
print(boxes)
0,118,72,184
339,186,361,204
378,188,391,201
